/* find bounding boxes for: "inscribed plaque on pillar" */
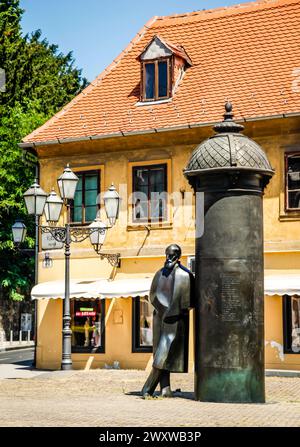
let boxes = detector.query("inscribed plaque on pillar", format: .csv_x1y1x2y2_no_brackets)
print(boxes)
253,274,264,325
221,273,242,322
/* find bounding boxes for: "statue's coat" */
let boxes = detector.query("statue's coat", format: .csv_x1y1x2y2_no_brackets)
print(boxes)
149,263,194,373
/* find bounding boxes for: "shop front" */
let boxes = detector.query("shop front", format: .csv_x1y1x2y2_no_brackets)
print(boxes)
32,268,300,372
31,276,155,370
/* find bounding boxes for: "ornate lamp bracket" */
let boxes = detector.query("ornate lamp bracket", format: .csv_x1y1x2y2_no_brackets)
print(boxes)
100,253,121,268
41,226,120,267
40,225,67,243
92,244,121,268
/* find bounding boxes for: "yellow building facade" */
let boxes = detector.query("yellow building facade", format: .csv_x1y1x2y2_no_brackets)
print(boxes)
20,0,300,373
31,116,300,371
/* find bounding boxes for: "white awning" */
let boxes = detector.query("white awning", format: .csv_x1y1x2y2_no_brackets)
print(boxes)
32,271,300,300
31,276,153,300
94,277,152,298
31,279,101,300
264,270,300,296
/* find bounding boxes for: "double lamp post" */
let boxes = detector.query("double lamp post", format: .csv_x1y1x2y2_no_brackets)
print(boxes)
12,164,121,370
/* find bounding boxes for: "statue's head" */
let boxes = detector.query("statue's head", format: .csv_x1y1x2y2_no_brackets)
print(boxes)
164,244,181,270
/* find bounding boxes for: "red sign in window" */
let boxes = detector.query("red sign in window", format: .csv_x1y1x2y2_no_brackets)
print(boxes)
75,311,96,317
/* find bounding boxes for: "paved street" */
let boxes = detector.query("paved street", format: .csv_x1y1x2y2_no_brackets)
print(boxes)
0,347,34,365
0,348,51,380
0,369,299,427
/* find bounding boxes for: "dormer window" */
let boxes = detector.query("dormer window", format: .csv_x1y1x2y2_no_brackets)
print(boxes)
144,59,170,101
138,35,192,103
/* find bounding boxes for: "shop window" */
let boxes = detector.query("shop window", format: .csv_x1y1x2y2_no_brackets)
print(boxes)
132,164,167,223
283,295,300,354
132,296,153,353
71,299,105,353
285,153,300,211
71,170,100,224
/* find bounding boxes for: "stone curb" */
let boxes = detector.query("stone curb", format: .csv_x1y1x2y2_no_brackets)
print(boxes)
0,344,34,352
265,369,300,378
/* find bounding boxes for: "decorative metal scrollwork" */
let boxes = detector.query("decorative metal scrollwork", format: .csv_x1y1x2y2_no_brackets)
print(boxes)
41,226,67,244
99,253,121,268
39,224,120,267
69,226,103,243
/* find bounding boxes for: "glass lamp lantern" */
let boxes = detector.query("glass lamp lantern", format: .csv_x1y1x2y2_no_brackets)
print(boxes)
89,218,107,252
23,179,47,216
12,220,27,245
103,183,121,226
57,164,79,201
44,189,63,224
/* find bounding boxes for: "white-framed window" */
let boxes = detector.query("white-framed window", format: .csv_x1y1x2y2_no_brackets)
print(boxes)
286,153,300,211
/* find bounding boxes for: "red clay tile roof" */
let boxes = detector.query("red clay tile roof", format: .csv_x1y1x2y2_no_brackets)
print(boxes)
23,0,300,144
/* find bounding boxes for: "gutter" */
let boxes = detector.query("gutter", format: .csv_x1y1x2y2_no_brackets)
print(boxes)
19,111,300,149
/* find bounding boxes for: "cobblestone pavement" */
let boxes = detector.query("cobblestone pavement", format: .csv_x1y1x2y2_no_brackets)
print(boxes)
0,370,299,427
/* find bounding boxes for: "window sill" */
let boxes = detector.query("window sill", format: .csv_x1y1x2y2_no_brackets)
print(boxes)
279,212,300,222
69,222,92,227
71,347,105,354
135,98,172,107
127,222,173,231
132,347,153,353
283,349,300,355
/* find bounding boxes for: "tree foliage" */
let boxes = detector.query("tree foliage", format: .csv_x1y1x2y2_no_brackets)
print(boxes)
0,0,88,301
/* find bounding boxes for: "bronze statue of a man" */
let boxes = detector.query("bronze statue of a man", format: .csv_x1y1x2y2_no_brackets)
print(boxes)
141,244,194,398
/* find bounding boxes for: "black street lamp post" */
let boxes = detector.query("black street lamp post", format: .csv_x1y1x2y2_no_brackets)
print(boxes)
38,223,109,370
13,164,121,371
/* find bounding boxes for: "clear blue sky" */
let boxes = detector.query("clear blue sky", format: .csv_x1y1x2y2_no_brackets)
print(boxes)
20,0,249,81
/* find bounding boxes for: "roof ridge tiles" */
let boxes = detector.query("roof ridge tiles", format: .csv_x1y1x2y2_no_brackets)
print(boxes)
154,0,299,23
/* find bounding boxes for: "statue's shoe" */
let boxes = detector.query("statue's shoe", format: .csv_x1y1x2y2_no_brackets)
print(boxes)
161,386,173,398
142,392,159,399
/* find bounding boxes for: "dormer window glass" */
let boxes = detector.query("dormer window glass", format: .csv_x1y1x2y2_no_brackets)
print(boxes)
158,61,168,97
145,63,155,99
144,59,170,101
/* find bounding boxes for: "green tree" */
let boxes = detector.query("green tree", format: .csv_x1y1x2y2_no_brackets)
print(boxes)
0,0,87,112
0,0,88,302
0,101,45,301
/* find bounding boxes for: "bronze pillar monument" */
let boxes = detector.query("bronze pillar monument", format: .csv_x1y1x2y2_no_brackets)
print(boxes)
184,103,274,403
